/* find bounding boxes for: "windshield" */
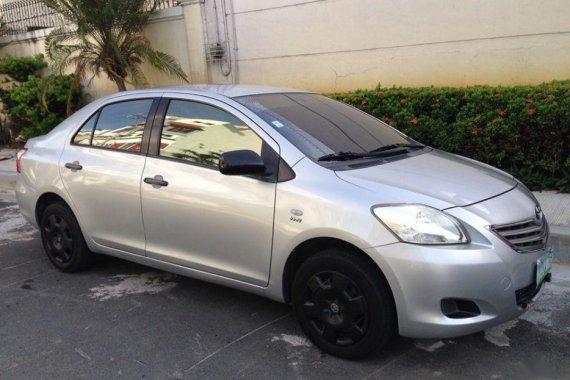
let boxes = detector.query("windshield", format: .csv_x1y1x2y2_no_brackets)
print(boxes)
235,93,417,163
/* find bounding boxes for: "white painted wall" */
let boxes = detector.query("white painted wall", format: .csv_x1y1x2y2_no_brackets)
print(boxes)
212,0,570,91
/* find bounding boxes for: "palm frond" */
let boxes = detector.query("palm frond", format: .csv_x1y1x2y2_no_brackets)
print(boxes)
126,64,149,88
42,0,188,91
142,49,189,83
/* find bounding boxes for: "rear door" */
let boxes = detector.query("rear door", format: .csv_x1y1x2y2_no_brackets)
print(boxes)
60,97,158,255
140,94,279,285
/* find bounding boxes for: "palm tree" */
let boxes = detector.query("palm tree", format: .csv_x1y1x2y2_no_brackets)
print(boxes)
43,0,188,93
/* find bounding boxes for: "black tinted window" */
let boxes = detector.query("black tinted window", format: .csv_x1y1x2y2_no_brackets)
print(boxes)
91,99,153,152
72,113,97,145
236,94,412,160
159,100,263,167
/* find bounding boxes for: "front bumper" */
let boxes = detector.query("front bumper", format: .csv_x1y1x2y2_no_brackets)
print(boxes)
365,239,549,339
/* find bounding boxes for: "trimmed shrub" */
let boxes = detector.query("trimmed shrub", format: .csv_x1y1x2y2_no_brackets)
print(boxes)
330,81,570,192
0,54,47,82
0,54,81,139
0,75,81,138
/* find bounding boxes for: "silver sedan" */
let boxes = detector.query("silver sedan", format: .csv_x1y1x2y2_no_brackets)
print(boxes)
16,85,554,358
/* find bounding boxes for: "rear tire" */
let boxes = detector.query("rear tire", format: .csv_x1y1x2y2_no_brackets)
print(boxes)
40,202,94,273
292,249,396,359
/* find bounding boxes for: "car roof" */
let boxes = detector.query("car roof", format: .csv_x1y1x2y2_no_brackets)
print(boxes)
102,84,310,100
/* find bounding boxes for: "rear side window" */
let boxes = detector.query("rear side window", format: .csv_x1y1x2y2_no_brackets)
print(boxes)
72,99,154,151
72,113,97,145
90,99,153,152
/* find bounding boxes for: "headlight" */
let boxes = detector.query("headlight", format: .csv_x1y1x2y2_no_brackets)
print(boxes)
372,204,469,245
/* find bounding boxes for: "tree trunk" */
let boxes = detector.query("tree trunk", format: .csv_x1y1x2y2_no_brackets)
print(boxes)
66,73,82,116
113,76,127,92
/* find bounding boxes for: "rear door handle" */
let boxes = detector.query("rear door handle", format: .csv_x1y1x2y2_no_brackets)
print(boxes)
65,162,83,171
144,175,168,187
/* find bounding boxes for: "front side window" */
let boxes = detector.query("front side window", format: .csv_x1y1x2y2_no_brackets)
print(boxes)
159,100,263,167
90,99,153,152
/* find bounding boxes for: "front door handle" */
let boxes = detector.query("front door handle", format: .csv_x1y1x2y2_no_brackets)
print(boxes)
144,175,168,187
65,162,83,171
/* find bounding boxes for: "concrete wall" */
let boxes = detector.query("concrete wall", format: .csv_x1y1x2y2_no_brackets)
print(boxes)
221,0,570,92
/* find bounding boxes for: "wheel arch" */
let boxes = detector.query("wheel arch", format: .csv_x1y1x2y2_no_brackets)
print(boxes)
35,192,72,226
281,237,396,311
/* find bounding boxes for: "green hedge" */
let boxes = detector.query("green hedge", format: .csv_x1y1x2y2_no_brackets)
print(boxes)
0,75,81,138
330,81,570,192
0,54,47,82
0,54,81,139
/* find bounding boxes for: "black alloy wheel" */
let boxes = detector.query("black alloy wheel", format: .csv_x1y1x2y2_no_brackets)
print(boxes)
40,202,94,272
43,213,73,264
292,249,396,359
302,271,369,346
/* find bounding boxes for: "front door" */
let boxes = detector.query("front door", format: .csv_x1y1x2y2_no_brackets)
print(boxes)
140,97,279,286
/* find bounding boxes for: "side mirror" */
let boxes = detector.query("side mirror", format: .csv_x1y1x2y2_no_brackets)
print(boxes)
219,150,267,176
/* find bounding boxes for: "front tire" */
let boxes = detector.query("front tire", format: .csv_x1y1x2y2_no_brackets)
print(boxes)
40,202,94,273
292,249,396,359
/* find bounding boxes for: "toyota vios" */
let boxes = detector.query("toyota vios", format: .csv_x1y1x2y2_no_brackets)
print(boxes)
16,85,554,358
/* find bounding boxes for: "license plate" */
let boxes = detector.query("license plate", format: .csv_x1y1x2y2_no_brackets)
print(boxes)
536,247,555,287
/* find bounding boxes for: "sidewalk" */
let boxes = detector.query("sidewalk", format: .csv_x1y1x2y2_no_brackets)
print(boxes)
1,147,569,261
533,191,570,264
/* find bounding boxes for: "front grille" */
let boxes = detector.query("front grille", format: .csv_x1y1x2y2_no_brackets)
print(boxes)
490,216,548,253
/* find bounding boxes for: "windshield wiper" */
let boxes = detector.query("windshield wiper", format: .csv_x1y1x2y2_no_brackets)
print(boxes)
369,143,425,153
318,151,370,162
318,143,425,162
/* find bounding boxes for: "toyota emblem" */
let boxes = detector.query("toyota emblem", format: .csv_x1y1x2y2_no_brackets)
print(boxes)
535,205,543,220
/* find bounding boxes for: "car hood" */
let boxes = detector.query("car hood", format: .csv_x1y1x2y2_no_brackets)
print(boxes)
335,150,517,209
